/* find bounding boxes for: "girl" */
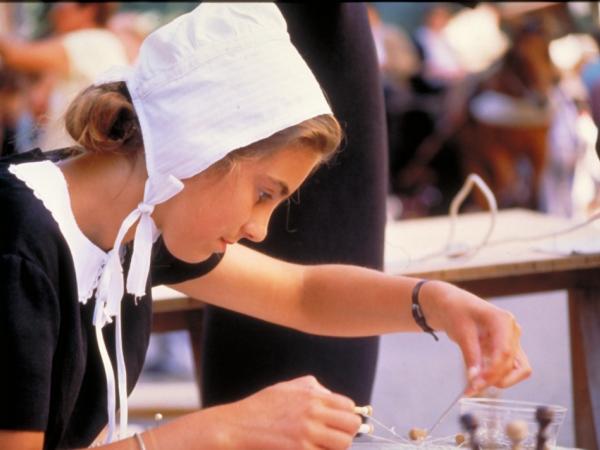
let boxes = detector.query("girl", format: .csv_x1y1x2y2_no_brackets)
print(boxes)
0,4,530,450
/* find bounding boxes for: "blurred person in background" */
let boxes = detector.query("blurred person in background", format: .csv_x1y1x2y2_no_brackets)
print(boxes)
539,33,591,217
413,3,466,89
373,3,473,219
0,2,131,151
453,19,556,210
0,68,28,157
107,11,159,64
367,3,420,218
366,4,420,93
559,30,600,216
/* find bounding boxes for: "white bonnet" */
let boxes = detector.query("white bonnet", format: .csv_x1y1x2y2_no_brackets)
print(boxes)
100,2,332,181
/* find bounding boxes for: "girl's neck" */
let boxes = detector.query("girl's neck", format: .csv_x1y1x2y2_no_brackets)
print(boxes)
57,151,147,252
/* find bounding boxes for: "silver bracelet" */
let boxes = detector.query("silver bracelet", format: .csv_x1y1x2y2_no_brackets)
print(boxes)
134,432,148,450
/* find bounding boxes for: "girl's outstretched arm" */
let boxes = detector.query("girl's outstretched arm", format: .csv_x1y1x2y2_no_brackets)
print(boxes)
172,243,531,394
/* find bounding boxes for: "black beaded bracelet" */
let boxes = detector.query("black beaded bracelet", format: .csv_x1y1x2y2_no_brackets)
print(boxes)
411,279,439,341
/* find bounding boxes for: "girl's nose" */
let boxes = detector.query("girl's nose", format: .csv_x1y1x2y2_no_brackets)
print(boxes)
241,216,268,243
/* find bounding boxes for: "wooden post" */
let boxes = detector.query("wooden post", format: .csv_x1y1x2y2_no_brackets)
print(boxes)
569,288,600,450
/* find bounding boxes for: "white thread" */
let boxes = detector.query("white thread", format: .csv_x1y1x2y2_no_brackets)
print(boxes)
488,208,600,247
361,412,462,448
363,433,403,445
394,173,600,268
134,432,147,450
445,173,497,259
368,415,408,442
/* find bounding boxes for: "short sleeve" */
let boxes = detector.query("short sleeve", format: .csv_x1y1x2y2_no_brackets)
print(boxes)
0,255,59,430
150,238,224,286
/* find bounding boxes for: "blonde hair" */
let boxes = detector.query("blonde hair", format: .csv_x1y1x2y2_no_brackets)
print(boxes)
65,82,342,164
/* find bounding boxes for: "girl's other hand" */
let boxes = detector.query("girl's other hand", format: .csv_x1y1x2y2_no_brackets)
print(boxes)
216,375,362,450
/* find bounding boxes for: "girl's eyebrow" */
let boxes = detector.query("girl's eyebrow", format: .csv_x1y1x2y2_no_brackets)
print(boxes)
267,176,290,197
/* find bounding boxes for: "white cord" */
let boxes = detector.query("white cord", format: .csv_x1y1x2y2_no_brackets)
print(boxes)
407,173,498,263
445,173,497,258
487,208,600,247
409,173,600,265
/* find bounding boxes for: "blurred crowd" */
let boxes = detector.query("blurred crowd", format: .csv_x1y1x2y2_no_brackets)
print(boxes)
368,2,600,220
2,2,600,221
0,2,159,154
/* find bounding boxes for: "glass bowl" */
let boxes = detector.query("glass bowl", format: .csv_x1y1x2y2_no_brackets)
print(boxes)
459,398,567,449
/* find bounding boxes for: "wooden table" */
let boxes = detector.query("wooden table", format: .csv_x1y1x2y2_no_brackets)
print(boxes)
152,208,600,450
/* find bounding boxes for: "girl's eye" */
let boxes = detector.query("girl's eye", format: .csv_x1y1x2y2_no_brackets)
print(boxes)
258,191,273,203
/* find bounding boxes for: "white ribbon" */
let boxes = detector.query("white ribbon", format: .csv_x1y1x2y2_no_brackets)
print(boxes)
93,173,184,441
94,323,116,444
126,175,183,297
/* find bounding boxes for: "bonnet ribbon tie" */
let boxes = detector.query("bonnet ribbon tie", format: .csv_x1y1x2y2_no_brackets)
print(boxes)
93,174,183,443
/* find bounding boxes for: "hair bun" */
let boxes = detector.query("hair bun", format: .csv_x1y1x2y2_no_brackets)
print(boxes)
65,82,142,154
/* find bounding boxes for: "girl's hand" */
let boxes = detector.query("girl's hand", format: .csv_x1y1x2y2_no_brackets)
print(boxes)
422,281,532,395
215,375,362,450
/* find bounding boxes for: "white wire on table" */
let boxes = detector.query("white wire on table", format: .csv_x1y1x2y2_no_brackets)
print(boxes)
385,173,600,268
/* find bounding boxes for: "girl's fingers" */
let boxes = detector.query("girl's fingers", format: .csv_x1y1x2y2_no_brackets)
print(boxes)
308,422,356,450
445,289,530,395
481,311,520,386
453,322,485,396
460,308,525,395
456,324,483,382
494,346,532,388
312,405,362,435
293,376,360,437
320,392,356,412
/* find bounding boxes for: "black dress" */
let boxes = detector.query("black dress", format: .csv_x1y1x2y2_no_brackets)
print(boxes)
0,149,224,450
201,3,388,406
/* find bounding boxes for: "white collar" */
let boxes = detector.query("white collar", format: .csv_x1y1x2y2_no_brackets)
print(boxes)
10,158,151,443
9,160,109,304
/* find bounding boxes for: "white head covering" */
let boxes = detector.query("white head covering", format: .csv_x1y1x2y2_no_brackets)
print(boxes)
90,3,332,443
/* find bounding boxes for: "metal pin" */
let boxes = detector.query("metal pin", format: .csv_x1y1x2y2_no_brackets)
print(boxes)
427,389,464,437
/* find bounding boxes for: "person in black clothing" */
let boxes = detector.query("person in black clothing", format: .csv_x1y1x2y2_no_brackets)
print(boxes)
0,4,530,450
201,3,386,408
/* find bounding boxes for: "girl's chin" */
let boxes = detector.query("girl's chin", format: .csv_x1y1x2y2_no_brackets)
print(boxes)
163,239,216,264
175,249,216,264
